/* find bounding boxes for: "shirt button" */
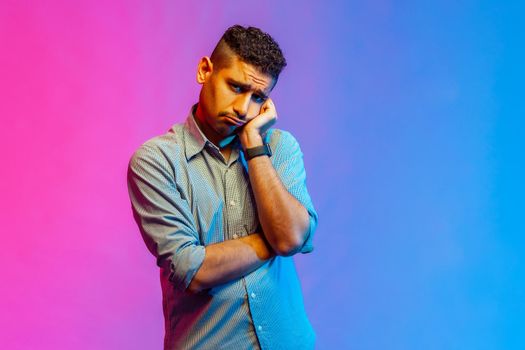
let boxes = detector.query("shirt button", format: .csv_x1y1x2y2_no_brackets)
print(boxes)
232,234,239,239
229,200,236,207
258,325,262,331
251,292,256,299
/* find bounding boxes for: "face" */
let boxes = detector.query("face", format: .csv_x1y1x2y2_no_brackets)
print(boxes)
195,55,275,146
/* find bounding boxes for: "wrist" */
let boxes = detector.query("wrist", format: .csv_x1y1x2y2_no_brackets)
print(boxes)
244,143,272,160
240,130,263,149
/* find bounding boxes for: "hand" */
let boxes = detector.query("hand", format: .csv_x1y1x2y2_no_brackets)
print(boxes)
239,98,277,148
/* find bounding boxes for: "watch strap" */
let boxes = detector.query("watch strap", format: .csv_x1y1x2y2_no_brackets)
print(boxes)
245,143,272,160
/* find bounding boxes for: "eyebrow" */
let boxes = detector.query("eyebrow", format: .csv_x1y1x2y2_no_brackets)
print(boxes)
227,78,269,100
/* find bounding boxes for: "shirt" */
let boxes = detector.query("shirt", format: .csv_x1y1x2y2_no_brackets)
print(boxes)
127,105,318,350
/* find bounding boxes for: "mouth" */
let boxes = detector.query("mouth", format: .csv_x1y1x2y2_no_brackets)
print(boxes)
221,115,246,126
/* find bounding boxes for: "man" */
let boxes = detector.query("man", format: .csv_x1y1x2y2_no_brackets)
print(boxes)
127,25,318,350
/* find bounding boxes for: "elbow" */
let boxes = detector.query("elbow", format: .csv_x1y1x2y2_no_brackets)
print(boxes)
273,236,304,257
271,224,308,257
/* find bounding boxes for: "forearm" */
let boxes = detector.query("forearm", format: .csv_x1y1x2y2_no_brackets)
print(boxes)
187,233,274,293
239,99,311,256
247,153,310,256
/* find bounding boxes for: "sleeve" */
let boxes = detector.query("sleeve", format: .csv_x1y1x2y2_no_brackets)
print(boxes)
269,130,318,254
127,145,205,291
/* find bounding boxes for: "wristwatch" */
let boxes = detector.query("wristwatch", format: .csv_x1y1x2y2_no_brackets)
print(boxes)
245,143,272,160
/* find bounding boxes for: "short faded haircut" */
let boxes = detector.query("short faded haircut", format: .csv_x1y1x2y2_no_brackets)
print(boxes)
210,25,287,81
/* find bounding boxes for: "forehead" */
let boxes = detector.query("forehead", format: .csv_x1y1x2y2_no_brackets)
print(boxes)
218,56,274,92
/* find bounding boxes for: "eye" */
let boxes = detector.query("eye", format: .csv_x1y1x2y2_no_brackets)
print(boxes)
230,84,242,93
252,94,265,104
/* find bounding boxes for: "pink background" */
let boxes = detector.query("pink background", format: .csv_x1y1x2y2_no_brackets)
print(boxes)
2,1,524,349
1,2,323,348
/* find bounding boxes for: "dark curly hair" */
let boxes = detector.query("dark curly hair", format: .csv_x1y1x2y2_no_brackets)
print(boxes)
210,25,287,81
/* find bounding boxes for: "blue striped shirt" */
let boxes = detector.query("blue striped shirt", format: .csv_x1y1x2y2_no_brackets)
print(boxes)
127,106,318,349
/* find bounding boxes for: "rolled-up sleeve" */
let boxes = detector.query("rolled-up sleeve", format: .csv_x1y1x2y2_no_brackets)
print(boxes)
127,145,205,291
270,130,318,254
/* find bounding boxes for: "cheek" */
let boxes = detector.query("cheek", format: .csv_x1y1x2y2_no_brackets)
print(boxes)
204,79,225,112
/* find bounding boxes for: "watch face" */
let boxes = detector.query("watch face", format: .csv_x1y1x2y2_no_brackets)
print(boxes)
265,143,272,157
265,144,272,157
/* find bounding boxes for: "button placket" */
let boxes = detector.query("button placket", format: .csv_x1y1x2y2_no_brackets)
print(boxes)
224,164,244,240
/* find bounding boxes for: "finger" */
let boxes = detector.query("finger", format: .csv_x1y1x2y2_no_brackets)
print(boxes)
261,99,276,115
265,98,275,112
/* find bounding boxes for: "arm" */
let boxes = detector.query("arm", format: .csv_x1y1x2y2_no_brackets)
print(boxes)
245,153,310,256
127,145,274,293
188,233,274,293
239,99,312,256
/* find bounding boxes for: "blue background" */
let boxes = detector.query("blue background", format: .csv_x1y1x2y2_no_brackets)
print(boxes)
1,1,523,349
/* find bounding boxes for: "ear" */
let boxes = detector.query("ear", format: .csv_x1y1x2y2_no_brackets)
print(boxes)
196,56,213,84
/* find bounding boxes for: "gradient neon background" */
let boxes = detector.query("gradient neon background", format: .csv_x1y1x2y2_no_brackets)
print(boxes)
1,1,524,349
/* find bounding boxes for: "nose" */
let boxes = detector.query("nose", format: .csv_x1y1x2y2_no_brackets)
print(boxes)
233,94,250,119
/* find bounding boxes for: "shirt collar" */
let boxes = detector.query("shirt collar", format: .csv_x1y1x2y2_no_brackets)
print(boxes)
182,104,241,163
182,104,208,161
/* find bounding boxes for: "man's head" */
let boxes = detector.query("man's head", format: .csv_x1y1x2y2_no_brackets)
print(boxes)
210,25,287,82
195,25,287,146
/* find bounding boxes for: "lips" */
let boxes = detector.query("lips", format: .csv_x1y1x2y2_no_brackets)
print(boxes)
222,115,245,126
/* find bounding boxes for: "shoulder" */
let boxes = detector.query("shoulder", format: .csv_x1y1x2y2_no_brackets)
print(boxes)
266,128,303,156
267,128,301,148
129,123,186,169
